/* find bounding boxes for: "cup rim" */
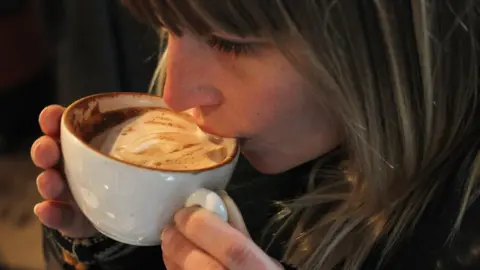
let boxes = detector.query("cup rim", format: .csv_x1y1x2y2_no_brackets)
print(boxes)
62,92,239,174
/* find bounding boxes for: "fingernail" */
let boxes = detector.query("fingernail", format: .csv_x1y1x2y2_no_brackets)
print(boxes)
31,140,40,156
33,203,41,216
161,226,174,244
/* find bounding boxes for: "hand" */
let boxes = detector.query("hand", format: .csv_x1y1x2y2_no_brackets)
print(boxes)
161,193,283,270
31,105,97,238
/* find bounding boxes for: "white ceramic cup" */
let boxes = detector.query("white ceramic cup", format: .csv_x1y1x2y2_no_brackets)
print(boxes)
60,92,239,246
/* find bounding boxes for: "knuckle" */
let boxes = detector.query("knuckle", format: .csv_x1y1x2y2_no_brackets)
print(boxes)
184,209,207,231
162,233,184,255
38,170,64,198
186,253,226,270
41,169,55,181
224,242,252,267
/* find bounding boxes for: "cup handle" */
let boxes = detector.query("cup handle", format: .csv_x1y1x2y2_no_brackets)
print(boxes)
184,188,228,222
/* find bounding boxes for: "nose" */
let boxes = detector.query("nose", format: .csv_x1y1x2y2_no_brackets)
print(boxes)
162,35,223,112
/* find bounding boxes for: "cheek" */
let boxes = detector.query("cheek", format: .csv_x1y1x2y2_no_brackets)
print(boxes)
231,68,308,135
197,49,312,139
216,79,300,138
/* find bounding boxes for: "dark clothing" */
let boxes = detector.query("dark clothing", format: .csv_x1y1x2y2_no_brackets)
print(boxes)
43,156,307,270
43,156,480,270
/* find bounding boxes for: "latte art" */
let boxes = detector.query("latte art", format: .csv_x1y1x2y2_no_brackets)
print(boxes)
89,108,236,170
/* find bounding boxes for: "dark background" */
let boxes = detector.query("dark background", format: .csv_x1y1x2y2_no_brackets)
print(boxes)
0,1,158,268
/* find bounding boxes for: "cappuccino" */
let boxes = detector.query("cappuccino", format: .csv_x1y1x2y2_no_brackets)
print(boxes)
89,108,236,171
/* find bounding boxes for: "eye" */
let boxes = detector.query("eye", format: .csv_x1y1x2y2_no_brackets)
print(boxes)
206,36,254,56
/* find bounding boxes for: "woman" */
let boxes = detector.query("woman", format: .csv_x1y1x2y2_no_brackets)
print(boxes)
31,1,480,269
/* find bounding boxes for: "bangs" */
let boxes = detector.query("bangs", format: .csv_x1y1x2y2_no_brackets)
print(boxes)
123,0,292,38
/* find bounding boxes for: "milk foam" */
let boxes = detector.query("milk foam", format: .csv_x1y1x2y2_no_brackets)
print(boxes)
89,109,236,170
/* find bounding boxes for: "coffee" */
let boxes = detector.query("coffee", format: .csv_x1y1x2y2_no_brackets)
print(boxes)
88,107,237,171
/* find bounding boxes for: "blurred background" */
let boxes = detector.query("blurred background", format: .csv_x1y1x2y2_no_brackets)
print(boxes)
0,0,158,268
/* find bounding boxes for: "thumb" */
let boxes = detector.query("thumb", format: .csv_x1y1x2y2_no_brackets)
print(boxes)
219,191,285,269
218,190,251,238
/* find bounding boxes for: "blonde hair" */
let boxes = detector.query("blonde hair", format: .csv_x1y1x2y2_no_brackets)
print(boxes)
124,1,480,269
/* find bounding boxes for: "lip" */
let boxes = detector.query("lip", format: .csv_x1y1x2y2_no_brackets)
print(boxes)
197,125,249,145
197,125,226,137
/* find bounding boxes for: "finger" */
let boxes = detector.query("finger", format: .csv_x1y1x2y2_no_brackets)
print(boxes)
39,105,65,138
218,191,250,238
163,255,181,270
34,201,74,231
31,136,61,169
174,207,280,270
161,226,226,270
34,201,97,238
36,169,71,201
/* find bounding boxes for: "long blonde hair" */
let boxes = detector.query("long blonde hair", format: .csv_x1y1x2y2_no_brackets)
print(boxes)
124,1,480,269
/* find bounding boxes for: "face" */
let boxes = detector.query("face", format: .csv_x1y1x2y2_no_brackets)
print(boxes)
163,31,342,174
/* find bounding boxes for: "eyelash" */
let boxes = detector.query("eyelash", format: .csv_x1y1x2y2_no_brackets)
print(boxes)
206,36,254,56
